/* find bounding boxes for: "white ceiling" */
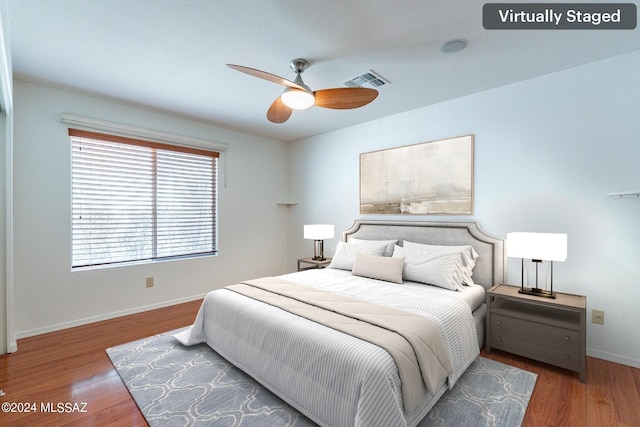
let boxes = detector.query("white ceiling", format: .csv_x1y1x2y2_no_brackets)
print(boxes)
6,0,640,142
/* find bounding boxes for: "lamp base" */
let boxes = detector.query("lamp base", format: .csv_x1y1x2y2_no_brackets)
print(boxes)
518,287,556,299
312,240,325,261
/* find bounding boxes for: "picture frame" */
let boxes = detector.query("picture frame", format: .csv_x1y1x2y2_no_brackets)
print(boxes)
360,134,474,215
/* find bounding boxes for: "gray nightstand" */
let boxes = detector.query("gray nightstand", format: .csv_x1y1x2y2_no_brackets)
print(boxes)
486,284,586,383
297,257,332,271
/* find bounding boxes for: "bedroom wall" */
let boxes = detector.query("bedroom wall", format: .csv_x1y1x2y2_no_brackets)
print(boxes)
287,51,640,368
0,0,12,354
12,80,291,339
1,111,7,354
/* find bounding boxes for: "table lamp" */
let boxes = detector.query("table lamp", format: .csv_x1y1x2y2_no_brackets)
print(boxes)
304,224,334,261
507,232,567,298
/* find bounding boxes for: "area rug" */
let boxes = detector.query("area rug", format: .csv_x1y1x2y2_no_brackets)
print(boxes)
106,329,536,427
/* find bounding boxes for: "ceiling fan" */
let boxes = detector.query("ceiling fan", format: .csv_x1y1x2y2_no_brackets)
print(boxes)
226,59,379,124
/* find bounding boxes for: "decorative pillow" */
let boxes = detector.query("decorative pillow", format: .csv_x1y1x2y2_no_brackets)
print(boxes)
352,252,405,284
392,245,465,291
349,238,398,257
328,241,387,271
402,241,478,285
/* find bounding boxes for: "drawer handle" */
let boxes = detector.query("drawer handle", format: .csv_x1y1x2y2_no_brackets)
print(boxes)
565,354,570,359
497,320,502,325
497,336,502,342
565,336,570,341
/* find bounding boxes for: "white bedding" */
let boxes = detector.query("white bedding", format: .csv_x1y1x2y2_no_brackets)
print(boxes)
175,269,481,427
282,268,486,312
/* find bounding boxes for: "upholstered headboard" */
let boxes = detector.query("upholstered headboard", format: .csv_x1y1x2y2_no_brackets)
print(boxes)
342,220,505,289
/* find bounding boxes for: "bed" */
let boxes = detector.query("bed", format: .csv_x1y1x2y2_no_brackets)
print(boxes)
175,220,505,427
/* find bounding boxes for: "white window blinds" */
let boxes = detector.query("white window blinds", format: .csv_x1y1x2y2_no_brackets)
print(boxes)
70,129,218,268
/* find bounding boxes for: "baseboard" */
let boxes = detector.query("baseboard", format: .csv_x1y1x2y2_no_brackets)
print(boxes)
14,294,207,342
587,348,640,369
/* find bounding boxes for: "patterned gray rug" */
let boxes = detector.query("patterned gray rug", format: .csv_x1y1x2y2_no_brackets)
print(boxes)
106,329,536,427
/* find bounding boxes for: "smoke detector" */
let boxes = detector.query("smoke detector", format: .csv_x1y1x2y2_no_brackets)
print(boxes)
342,70,389,89
441,38,468,53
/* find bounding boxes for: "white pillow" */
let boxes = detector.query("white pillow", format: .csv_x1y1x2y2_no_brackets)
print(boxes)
352,252,404,284
328,241,387,271
402,241,478,266
392,245,464,291
349,237,398,257
402,241,478,285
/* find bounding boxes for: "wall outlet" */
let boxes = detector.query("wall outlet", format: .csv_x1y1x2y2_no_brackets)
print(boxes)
592,309,604,325
145,277,154,288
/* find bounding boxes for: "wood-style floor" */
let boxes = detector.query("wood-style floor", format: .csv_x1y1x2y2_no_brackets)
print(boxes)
1,299,639,427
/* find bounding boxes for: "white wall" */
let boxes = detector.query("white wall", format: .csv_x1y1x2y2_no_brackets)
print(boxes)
1,111,7,353
0,0,13,354
12,80,291,338
287,51,640,368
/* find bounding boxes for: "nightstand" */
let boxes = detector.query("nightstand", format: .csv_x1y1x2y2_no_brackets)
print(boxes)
297,257,332,271
486,284,586,383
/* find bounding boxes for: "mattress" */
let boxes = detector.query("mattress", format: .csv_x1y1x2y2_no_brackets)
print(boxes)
175,269,482,427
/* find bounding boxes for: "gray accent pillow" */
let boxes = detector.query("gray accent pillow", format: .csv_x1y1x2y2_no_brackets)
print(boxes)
352,252,405,284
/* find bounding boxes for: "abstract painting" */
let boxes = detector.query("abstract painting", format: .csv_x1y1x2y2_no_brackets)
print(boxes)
360,135,473,215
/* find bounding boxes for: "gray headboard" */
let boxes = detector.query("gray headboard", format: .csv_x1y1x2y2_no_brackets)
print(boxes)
343,220,505,289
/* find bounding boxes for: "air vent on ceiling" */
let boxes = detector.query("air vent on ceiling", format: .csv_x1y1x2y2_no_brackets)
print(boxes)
342,70,389,89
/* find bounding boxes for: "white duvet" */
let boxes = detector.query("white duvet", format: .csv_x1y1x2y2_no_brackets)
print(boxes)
175,268,481,427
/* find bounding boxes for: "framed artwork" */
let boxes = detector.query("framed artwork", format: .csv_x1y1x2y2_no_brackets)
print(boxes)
360,134,474,215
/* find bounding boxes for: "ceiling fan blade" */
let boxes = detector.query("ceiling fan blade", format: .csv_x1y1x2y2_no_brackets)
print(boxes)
313,88,378,110
227,64,305,90
267,97,293,123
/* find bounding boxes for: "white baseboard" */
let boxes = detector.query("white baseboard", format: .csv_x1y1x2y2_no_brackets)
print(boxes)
587,348,640,369
14,294,207,343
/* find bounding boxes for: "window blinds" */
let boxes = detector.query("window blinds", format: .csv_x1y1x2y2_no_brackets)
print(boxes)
70,129,218,268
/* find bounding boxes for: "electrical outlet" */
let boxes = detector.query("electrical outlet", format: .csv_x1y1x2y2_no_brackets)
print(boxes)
145,277,154,288
592,309,604,325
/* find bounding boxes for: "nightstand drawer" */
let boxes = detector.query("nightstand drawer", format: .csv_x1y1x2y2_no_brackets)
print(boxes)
491,313,580,348
490,329,580,370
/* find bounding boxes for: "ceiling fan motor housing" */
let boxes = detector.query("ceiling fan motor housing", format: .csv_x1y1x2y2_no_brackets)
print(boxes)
289,58,310,74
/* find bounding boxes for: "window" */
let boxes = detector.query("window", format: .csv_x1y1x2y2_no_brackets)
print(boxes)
70,129,218,268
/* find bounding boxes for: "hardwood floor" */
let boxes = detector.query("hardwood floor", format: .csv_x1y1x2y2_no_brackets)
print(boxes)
480,348,640,427
0,300,202,426
1,300,639,427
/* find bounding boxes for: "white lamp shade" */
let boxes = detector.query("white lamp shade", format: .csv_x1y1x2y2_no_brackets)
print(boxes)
507,232,567,262
304,224,334,240
281,88,315,110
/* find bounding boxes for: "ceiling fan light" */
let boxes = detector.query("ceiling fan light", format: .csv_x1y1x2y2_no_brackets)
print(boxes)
281,88,315,110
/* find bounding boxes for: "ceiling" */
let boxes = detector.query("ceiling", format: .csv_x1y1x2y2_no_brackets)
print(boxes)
6,0,640,142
